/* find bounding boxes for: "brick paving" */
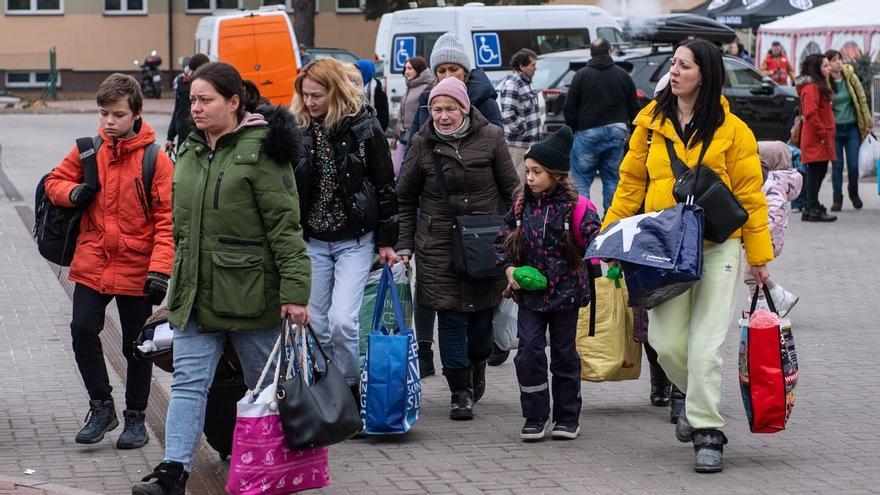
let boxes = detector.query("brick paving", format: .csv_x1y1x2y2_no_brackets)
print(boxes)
1,113,879,494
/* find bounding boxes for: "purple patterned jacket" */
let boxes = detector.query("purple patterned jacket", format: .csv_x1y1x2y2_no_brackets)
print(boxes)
495,187,601,312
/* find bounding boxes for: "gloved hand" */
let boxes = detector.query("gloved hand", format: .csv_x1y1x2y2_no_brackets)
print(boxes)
143,271,170,306
69,183,98,205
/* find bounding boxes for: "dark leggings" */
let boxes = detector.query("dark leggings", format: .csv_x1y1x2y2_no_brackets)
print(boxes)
644,341,668,382
804,161,829,210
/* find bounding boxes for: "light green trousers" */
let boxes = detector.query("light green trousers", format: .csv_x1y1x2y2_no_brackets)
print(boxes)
647,239,741,429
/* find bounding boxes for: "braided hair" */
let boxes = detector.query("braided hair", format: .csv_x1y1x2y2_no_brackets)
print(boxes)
501,170,584,270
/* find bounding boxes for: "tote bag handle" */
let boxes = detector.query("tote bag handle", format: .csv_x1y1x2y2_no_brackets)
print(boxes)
749,284,778,315
371,263,410,335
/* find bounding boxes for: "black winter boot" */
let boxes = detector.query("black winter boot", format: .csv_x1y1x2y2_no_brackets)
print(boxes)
472,360,487,403
487,343,510,366
831,193,843,212
649,363,671,407
418,341,435,378
669,385,685,424
849,184,863,209
75,399,118,444
131,461,188,495
692,429,728,473
116,409,149,449
444,368,474,421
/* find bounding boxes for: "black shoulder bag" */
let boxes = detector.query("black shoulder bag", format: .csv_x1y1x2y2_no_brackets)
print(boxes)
666,133,749,244
432,152,504,280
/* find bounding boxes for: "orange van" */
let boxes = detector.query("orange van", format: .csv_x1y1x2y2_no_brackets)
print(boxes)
195,6,302,106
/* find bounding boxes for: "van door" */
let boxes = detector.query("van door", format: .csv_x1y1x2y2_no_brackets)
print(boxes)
217,13,298,106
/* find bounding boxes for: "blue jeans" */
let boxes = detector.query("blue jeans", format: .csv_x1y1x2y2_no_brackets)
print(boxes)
164,315,280,471
436,309,494,371
570,124,628,211
832,122,861,196
307,233,374,386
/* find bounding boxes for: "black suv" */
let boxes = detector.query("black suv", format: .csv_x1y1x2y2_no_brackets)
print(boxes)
535,47,799,142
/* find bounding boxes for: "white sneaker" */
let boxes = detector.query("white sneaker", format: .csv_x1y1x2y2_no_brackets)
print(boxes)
768,284,799,318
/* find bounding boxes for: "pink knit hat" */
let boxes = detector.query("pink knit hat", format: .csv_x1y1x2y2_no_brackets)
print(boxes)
428,77,470,114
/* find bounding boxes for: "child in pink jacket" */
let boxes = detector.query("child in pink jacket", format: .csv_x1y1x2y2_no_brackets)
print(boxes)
746,141,803,317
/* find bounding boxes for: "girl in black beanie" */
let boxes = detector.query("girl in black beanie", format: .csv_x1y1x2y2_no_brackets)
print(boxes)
494,126,601,441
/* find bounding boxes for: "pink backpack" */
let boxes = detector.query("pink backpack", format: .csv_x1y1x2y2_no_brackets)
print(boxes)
573,195,597,248
513,194,597,248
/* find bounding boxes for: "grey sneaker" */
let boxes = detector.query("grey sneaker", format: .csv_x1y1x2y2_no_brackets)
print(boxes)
75,399,118,444
117,410,149,449
693,429,728,473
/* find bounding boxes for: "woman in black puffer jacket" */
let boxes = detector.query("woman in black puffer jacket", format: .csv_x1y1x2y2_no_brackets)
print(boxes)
292,59,399,402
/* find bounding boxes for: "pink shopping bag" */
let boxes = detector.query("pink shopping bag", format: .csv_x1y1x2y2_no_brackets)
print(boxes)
226,333,330,495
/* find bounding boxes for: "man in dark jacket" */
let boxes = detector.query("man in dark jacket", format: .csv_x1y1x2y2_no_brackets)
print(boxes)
563,38,639,211
165,53,210,154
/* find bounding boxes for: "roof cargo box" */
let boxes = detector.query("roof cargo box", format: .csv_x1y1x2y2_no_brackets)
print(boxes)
622,14,736,46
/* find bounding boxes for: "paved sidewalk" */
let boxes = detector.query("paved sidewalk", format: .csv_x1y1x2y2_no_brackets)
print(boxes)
1,113,879,494
0,476,100,495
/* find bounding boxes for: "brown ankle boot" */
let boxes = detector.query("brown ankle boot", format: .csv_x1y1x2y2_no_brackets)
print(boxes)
831,193,843,212
848,185,863,209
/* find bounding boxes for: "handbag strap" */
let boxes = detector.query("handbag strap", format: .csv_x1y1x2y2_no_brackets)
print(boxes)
749,284,779,315
664,127,715,200
371,263,410,335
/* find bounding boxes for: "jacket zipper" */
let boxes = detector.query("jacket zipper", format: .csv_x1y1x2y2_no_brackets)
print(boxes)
212,170,224,209
134,178,150,220
542,206,550,239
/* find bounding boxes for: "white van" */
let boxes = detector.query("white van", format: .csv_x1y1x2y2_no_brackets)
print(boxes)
194,6,302,106
375,3,623,123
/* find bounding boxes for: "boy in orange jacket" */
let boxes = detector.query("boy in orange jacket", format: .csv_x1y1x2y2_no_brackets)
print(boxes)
44,74,174,449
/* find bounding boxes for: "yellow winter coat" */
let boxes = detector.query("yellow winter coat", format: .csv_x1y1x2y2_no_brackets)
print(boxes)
602,98,774,267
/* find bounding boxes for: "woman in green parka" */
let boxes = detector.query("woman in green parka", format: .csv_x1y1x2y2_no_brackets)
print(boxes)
132,62,311,495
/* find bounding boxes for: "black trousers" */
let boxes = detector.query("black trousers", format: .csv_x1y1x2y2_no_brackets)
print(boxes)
70,283,153,411
804,161,829,210
514,306,581,424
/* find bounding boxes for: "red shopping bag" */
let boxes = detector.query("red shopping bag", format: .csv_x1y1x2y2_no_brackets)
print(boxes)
738,285,799,433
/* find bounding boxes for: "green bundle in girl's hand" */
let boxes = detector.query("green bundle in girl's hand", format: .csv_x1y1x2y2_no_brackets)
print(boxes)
513,266,547,291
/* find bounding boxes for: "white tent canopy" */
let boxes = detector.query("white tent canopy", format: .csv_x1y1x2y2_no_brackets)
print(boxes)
756,0,880,73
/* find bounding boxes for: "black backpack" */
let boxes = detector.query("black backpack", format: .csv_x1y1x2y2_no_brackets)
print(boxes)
34,137,160,267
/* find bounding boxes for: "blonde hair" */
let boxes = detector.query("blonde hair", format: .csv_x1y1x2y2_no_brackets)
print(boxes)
292,58,364,129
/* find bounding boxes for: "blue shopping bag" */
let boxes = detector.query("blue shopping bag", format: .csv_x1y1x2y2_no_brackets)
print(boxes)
359,264,420,434
586,202,704,309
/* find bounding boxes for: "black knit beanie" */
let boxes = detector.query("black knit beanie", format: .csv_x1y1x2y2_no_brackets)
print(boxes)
524,126,572,173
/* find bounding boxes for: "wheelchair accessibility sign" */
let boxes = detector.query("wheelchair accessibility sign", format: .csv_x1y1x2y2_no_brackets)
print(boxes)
393,36,416,72
472,33,501,69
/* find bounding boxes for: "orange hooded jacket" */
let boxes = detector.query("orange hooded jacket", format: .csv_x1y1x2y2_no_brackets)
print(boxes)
44,121,174,296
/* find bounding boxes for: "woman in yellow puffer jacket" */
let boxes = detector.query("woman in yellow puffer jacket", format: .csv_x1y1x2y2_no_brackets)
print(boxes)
603,39,773,474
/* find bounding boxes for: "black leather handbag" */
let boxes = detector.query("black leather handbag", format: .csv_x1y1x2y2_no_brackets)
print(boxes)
432,153,504,280
276,321,362,450
666,134,749,244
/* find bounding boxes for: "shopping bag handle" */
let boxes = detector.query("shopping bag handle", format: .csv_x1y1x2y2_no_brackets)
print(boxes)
371,263,410,335
253,331,284,396
749,284,778,315
277,318,333,390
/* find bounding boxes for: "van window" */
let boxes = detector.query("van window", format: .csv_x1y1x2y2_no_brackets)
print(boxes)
596,27,624,45
476,29,590,64
390,32,445,74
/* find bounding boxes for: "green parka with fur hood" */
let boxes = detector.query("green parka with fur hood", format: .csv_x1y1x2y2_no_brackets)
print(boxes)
167,106,310,332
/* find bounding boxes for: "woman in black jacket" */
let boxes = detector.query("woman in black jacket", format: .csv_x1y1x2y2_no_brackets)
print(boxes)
292,58,399,401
